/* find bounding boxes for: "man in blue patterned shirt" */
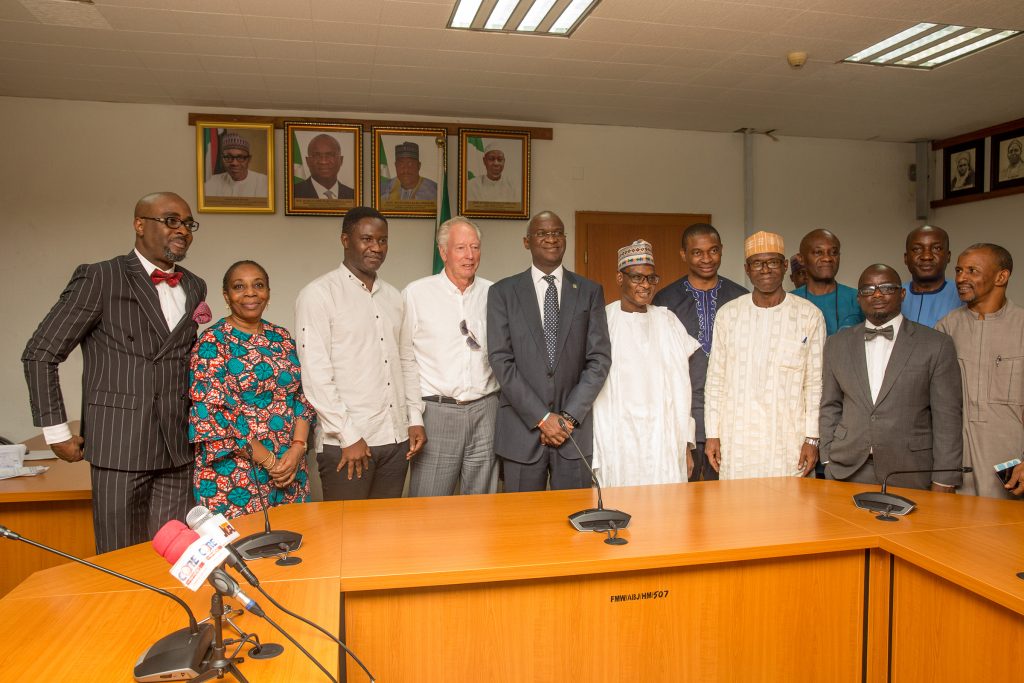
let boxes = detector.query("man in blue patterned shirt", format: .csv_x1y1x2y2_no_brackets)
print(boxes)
652,223,748,481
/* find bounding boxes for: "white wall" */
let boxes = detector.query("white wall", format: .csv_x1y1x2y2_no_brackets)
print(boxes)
2,96,925,440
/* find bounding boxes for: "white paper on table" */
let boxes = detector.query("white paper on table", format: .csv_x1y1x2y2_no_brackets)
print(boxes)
0,444,27,468
0,465,49,480
23,451,58,461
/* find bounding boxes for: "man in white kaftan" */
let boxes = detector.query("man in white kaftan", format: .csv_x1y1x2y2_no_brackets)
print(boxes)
593,240,702,486
705,231,825,480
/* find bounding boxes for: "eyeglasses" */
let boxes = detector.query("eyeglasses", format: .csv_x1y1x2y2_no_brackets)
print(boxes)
136,216,200,232
857,284,902,297
747,258,785,271
222,154,251,162
624,273,661,285
459,320,480,350
530,230,566,241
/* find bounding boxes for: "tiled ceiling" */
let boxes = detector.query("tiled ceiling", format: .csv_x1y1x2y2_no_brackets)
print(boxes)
0,0,1022,141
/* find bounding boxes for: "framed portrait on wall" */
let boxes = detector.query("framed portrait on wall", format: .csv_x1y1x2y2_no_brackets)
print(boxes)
942,139,984,199
457,128,530,219
371,126,446,218
989,128,1024,192
195,121,275,213
284,122,363,216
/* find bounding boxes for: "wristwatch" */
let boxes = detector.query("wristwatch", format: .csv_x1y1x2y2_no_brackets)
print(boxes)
804,437,820,447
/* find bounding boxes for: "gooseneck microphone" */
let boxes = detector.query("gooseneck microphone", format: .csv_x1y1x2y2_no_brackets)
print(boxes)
185,505,260,586
852,466,973,521
557,418,631,541
234,445,303,562
0,525,213,683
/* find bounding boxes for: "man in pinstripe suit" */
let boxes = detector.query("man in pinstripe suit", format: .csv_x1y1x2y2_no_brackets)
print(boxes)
22,192,208,553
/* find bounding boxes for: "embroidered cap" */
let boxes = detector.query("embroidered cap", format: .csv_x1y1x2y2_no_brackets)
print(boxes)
220,133,250,153
617,239,655,271
744,231,785,258
395,141,420,160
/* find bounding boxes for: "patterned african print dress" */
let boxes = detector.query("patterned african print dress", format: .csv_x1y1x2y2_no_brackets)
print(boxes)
189,318,315,518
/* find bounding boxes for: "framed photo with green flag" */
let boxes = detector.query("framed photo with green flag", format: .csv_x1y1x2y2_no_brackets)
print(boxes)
196,121,275,213
283,122,362,216
372,126,446,218
458,128,530,219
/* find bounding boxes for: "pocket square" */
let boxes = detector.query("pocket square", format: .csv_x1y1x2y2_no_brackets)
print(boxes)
192,301,212,325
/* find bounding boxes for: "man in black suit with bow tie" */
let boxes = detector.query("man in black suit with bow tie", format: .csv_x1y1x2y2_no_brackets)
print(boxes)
23,192,208,552
819,264,962,491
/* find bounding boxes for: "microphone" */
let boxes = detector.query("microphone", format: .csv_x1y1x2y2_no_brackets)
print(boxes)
852,466,973,521
0,525,214,683
186,505,260,586
153,520,264,617
233,446,303,562
557,418,631,541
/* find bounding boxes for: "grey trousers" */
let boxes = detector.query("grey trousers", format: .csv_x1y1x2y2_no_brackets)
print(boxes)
317,441,409,501
90,463,193,554
409,395,498,497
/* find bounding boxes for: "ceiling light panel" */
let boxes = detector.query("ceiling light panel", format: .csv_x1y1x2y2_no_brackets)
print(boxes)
842,22,1020,70
447,0,600,37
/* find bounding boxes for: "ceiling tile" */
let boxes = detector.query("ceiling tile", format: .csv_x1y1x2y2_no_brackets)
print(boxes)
250,38,316,61
243,16,314,41
313,21,380,46
240,0,312,20
378,1,452,28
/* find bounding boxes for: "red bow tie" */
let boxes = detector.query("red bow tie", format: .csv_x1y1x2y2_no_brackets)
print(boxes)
151,269,183,287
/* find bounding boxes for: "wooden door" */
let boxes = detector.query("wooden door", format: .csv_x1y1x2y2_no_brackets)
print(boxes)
575,211,712,304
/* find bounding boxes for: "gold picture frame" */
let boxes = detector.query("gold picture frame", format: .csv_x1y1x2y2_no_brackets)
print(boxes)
196,121,275,214
371,126,447,218
458,128,530,220
284,121,363,216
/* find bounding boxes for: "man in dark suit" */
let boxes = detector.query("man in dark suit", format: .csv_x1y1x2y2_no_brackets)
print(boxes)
819,264,963,491
487,211,611,491
293,134,355,200
652,223,747,481
22,192,208,553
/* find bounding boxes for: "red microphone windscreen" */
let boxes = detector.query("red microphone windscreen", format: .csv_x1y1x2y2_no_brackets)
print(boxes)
152,520,198,563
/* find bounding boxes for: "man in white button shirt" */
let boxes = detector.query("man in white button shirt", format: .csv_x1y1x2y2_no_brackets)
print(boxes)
820,264,963,491
403,217,499,496
22,192,207,552
295,207,426,500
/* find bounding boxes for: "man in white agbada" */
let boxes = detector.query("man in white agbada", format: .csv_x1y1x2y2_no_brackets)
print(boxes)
467,143,519,203
205,133,269,198
593,240,702,486
705,231,825,480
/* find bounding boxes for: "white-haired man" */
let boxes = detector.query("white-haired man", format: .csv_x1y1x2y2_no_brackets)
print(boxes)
402,216,500,496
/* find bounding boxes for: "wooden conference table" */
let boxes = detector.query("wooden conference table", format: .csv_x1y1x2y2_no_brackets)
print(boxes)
0,478,1022,682
0,456,93,597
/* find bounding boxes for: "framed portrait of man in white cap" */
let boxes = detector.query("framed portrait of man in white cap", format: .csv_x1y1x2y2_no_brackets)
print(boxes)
195,121,275,213
457,128,530,220
990,128,1024,192
371,126,446,217
284,121,363,216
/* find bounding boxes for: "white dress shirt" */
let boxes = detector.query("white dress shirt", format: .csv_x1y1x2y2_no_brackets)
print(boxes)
294,263,423,451
309,178,343,199
402,272,498,401
531,264,563,326
43,249,185,445
865,314,902,404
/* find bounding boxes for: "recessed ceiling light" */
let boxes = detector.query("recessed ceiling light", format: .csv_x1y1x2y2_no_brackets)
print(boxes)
842,22,1020,70
447,0,599,37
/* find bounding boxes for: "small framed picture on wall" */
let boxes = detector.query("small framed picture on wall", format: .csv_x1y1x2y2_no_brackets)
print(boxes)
942,138,985,199
457,128,530,219
284,122,363,216
371,126,447,218
989,128,1024,192
195,121,275,213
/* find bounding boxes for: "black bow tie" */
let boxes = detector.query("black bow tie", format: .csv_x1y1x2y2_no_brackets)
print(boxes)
864,325,894,341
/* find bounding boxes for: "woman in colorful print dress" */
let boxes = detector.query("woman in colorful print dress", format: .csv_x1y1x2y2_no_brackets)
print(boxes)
189,260,315,518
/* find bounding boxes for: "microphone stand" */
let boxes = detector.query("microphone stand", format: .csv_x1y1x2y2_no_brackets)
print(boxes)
852,466,973,521
233,444,303,563
556,419,631,543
